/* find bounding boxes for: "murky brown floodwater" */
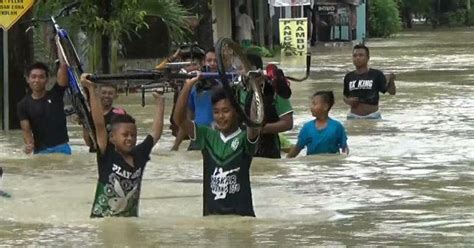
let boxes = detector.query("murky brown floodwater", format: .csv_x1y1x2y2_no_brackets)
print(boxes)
1,29,473,246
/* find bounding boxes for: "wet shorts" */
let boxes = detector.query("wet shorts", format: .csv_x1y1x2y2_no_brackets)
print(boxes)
347,111,382,120
35,143,72,155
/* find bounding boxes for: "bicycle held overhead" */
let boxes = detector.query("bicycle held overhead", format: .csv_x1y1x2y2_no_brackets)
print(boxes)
22,1,97,148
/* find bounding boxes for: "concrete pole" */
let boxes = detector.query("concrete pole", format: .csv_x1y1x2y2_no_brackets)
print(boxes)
2,31,8,131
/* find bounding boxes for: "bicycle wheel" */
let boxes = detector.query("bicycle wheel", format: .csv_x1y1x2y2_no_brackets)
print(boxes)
58,34,97,148
215,38,264,127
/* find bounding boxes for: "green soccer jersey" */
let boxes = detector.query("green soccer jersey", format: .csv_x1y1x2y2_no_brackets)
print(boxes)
193,124,257,216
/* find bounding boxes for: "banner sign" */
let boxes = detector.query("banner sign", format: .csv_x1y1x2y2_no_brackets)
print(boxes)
0,0,35,30
269,0,311,7
279,18,307,75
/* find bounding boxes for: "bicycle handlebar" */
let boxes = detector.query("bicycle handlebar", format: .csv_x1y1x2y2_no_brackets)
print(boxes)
21,1,81,25
56,1,81,19
87,71,240,83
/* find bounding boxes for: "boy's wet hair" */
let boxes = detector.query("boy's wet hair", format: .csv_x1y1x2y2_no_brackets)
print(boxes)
26,62,50,77
313,91,335,110
211,87,230,106
110,113,135,129
205,47,216,56
353,44,370,57
99,83,118,91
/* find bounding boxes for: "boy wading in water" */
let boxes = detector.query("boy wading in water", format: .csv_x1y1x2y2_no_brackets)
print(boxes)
17,60,71,155
81,75,164,217
343,44,396,119
174,73,261,217
287,91,348,157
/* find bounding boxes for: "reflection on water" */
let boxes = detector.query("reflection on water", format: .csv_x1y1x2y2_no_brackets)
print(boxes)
1,29,474,246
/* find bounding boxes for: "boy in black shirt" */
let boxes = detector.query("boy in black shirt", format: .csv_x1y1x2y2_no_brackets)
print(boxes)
17,61,70,155
343,44,396,119
174,73,261,217
81,75,164,217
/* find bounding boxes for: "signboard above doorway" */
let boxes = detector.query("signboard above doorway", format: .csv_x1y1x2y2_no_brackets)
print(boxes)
269,0,311,7
317,4,337,15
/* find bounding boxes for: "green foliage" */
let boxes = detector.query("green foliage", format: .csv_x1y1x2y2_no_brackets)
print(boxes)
397,0,432,17
244,46,274,58
468,9,474,26
30,0,190,72
74,0,147,42
369,0,402,37
440,9,467,26
139,0,191,43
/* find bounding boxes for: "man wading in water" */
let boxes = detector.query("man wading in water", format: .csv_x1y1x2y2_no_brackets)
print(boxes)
343,44,396,119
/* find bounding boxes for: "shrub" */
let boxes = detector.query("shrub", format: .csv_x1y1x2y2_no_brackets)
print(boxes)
467,9,474,26
369,0,402,37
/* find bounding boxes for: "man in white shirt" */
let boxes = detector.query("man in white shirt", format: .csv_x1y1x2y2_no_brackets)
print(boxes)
237,5,254,48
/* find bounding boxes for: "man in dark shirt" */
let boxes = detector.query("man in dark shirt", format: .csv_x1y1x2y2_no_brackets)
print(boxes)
17,60,70,155
343,44,396,119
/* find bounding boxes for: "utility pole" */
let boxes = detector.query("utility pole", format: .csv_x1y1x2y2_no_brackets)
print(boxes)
467,0,471,25
99,0,112,73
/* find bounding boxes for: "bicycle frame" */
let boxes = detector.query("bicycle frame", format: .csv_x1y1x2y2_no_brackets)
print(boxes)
52,17,86,100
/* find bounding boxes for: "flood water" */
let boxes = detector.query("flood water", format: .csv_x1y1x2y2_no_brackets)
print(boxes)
1,29,473,246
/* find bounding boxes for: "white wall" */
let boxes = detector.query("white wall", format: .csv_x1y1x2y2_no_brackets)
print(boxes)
212,0,232,41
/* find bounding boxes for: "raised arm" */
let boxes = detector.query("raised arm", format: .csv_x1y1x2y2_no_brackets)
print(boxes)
173,73,200,139
80,74,107,154
19,120,34,154
56,36,69,87
150,92,165,145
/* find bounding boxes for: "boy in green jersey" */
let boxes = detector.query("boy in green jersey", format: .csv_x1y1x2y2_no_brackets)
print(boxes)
173,72,261,217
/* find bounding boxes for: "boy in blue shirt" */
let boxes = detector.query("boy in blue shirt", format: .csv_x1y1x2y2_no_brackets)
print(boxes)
287,91,348,157
183,48,220,151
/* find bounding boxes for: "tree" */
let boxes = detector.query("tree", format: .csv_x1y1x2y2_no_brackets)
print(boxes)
369,0,401,37
32,0,189,73
398,0,432,28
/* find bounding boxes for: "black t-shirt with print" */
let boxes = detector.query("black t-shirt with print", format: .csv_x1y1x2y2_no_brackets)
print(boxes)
343,69,387,105
90,135,154,218
16,84,69,152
